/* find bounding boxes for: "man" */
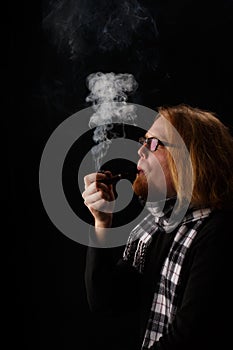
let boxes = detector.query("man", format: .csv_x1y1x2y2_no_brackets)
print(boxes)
82,104,233,350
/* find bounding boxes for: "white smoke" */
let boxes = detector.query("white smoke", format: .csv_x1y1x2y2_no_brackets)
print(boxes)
86,72,138,170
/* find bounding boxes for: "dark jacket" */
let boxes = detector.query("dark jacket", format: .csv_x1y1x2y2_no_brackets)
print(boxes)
85,209,233,350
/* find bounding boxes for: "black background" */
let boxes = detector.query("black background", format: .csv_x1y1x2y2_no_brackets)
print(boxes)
9,1,233,349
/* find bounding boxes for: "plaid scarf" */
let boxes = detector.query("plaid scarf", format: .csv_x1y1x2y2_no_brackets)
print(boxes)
123,199,211,349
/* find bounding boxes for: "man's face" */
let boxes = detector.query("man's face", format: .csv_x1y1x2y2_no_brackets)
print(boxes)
133,116,175,202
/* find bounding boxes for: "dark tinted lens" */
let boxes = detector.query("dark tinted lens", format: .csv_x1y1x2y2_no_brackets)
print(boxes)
148,138,159,151
139,137,159,151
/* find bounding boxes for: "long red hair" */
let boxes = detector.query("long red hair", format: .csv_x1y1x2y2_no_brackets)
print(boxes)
158,104,233,209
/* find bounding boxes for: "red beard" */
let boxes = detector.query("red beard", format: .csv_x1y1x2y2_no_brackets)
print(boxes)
132,173,148,201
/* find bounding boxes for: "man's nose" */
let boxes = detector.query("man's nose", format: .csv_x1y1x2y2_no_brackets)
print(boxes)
138,144,149,158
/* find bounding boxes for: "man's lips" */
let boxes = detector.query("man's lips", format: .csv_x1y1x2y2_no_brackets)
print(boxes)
137,166,146,175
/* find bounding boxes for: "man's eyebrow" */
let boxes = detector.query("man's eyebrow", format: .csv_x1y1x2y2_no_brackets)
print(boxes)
145,133,159,139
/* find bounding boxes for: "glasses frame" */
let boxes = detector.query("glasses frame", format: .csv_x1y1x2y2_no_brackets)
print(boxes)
139,136,164,152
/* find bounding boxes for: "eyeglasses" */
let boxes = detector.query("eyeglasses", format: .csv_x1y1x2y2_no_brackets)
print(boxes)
139,137,164,152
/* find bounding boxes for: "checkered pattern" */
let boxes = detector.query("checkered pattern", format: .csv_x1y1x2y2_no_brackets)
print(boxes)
123,202,211,349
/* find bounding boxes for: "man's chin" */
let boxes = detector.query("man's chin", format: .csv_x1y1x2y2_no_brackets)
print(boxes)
132,173,167,203
132,174,148,202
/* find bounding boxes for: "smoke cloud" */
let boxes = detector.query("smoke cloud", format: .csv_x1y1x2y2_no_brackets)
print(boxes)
43,0,158,61
86,72,138,170
41,0,162,115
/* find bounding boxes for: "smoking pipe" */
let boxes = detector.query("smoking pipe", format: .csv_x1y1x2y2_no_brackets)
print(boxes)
96,170,138,185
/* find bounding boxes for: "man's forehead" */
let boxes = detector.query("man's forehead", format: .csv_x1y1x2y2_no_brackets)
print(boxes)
146,115,167,139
